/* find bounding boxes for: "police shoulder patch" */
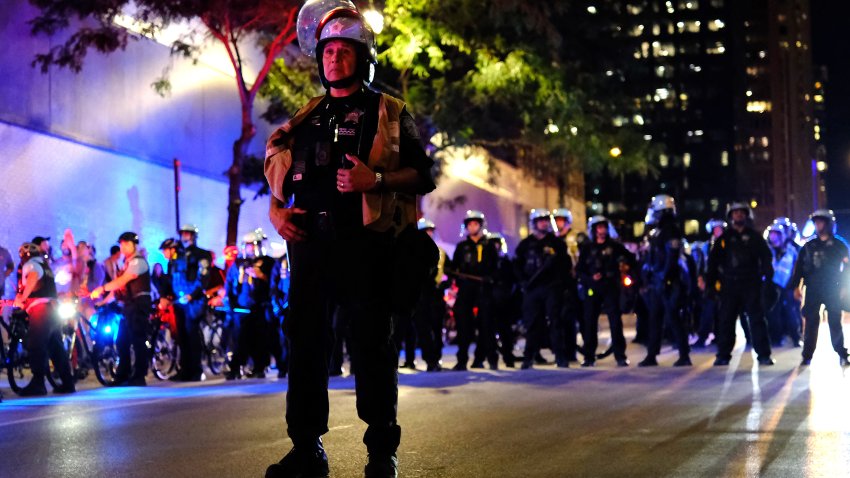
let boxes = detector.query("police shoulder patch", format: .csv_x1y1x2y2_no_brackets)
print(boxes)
401,114,420,140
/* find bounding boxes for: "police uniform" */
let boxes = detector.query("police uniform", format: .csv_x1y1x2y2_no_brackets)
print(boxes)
792,234,850,363
269,257,290,378
17,255,74,394
265,88,434,461
412,233,447,371
641,219,692,365
168,243,213,380
706,226,774,364
515,232,570,367
490,246,519,367
576,238,632,365
767,242,802,346
451,234,496,369
115,252,153,382
226,254,275,377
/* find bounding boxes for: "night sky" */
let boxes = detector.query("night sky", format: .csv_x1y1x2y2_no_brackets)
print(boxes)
811,0,850,230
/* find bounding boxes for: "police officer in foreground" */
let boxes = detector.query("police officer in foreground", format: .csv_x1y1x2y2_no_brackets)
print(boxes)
791,209,850,367
91,232,152,386
706,202,774,366
639,195,692,367
449,210,495,371
576,216,631,367
515,209,570,369
13,243,75,396
263,1,435,476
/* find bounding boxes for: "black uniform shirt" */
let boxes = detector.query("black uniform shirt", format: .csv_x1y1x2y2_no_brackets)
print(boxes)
514,233,570,286
452,237,495,284
707,226,773,285
791,235,850,289
576,239,631,289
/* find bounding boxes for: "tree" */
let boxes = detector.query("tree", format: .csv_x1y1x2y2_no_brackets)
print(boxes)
28,0,302,245
374,0,657,202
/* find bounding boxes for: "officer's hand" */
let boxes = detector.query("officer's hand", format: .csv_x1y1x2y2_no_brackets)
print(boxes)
90,286,104,300
13,295,25,309
337,155,376,193
270,206,307,243
794,287,803,302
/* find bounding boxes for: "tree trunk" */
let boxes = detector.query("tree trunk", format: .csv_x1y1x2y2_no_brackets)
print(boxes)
226,104,257,246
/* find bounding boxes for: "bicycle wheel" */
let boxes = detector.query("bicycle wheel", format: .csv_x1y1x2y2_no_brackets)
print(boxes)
6,315,36,393
151,326,179,381
91,339,120,386
205,323,229,375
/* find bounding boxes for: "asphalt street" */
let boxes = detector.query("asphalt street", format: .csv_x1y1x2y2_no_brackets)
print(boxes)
2,321,850,478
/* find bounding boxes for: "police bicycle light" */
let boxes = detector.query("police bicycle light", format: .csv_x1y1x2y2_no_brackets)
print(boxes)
57,299,78,321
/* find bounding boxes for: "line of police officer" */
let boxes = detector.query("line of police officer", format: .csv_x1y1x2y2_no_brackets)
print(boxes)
426,198,850,371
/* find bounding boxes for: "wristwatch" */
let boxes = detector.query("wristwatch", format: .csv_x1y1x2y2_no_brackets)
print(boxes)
374,172,384,191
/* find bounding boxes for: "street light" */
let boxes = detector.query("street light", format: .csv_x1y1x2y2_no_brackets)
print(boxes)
363,9,384,34
609,146,622,158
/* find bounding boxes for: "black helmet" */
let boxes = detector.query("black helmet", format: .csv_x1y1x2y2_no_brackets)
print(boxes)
118,232,139,244
159,238,179,250
18,242,41,260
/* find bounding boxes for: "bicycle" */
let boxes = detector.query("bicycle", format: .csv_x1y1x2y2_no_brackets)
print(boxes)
1,301,71,394
150,303,179,381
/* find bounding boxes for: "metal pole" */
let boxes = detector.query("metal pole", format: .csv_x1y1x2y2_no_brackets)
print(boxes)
173,158,182,233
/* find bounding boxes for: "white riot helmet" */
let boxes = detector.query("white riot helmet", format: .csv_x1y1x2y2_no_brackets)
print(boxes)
726,202,754,222
705,219,727,235
771,217,799,244
588,215,618,240
551,208,573,224
417,218,436,231
763,223,785,243
529,208,555,233
241,228,269,257
487,232,508,256
650,194,676,214
297,0,377,88
805,209,837,236
461,210,486,237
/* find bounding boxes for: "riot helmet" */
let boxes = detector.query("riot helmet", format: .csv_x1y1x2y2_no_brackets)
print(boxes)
529,208,555,234
588,215,618,242
241,228,269,258
726,202,753,226
807,209,837,236
487,232,509,257
297,0,377,89
417,218,436,231
461,210,486,237
552,207,573,236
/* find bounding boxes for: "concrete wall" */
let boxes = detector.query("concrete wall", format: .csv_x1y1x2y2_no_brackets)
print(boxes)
0,0,278,295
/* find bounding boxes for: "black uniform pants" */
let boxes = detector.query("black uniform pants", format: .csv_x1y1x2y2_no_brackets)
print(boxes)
27,302,73,385
768,287,802,346
231,309,271,372
117,296,152,380
523,283,565,361
696,294,718,343
801,287,847,360
646,283,690,359
268,308,289,375
453,284,483,366
413,286,444,367
285,229,400,455
716,280,772,361
491,291,517,362
174,301,205,378
393,311,417,365
582,285,628,362
561,287,581,360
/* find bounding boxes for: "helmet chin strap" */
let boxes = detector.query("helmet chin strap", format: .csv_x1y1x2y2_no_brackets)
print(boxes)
327,74,360,89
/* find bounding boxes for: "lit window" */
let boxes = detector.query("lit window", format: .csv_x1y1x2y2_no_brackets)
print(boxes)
746,101,772,113
629,24,645,37
653,24,661,35
633,114,645,125
683,152,692,167
634,222,646,238
758,50,767,58
721,151,729,167
707,42,726,54
655,87,671,100
817,161,828,172
760,137,769,147
659,154,670,167
746,90,753,97
644,134,653,141
709,19,725,31
684,220,700,236
814,94,824,103
627,4,644,15
653,42,676,57
587,5,598,14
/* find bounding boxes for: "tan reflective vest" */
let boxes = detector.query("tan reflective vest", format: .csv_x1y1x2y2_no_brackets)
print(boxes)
264,93,417,235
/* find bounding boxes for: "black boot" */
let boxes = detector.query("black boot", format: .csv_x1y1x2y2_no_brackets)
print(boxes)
265,438,329,478
365,454,398,478
18,379,48,397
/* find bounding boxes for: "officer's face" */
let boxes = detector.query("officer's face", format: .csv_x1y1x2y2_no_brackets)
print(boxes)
39,241,50,254
712,226,724,239
322,40,358,83
180,232,195,247
465,220,482,236
731,209,747,225
814,218,830,235
534,218,550,233
555,218,571,233
595,224,608,242
119,240,136,257
768,231,783,247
